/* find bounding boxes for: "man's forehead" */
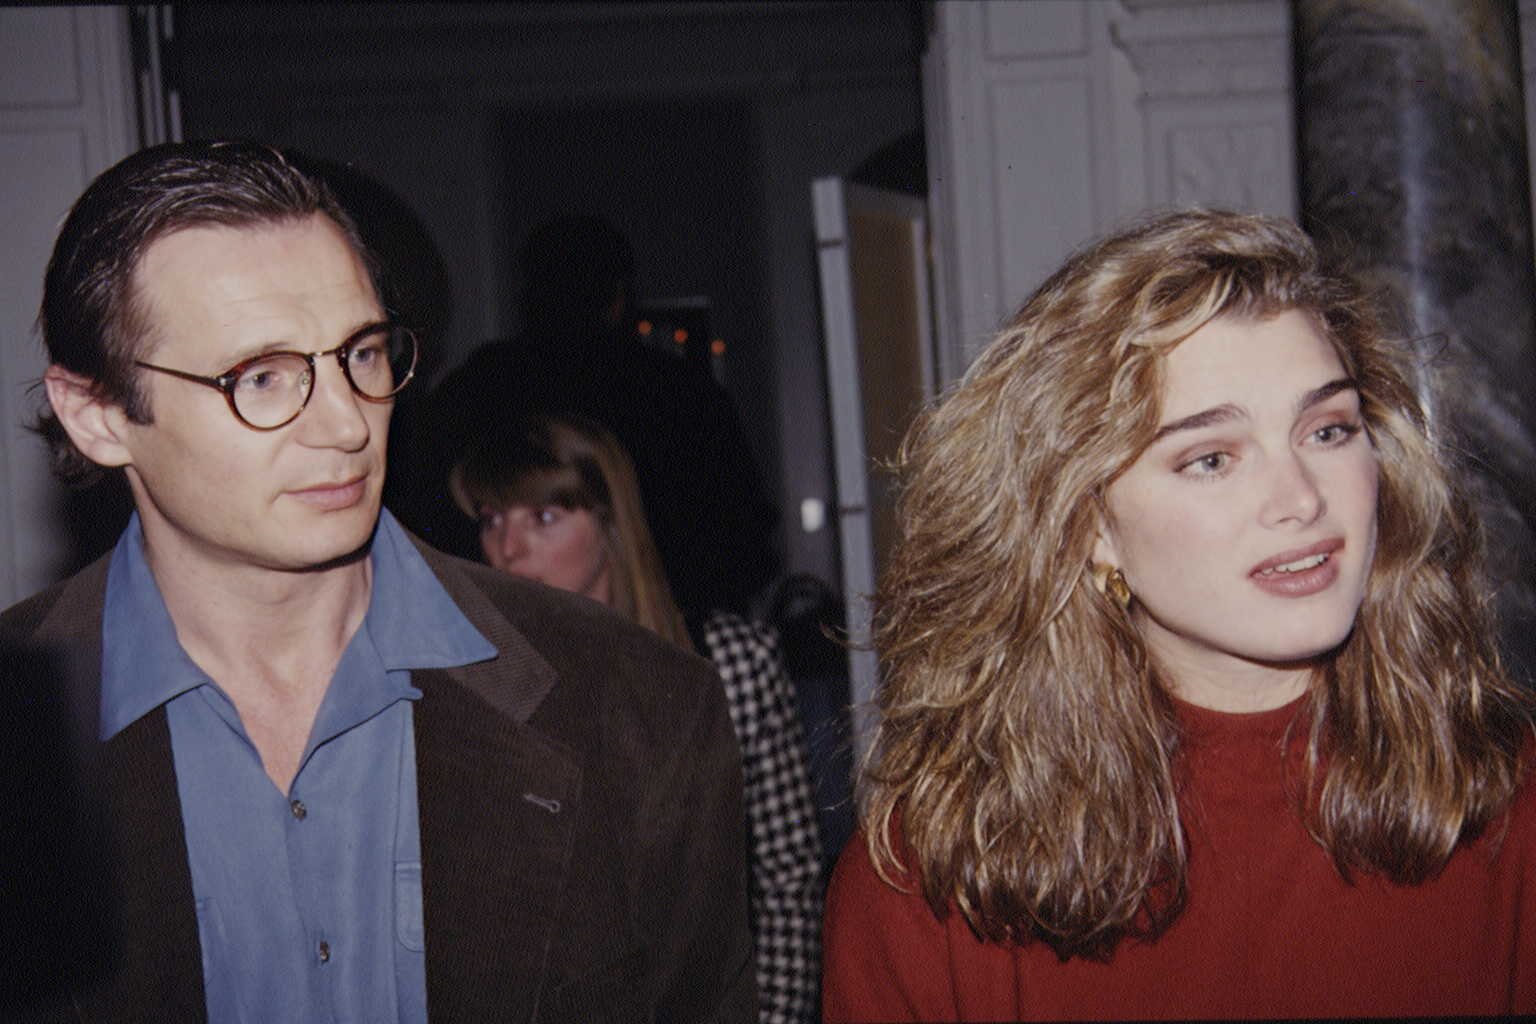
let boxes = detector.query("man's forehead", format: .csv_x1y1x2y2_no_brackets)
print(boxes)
135,213,362,278
129,213,380,345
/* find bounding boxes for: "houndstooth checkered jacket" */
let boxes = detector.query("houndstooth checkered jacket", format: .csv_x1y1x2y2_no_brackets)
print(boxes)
696,612,824,1024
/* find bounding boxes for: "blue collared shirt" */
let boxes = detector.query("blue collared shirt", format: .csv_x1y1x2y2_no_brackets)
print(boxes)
100,509,496,1024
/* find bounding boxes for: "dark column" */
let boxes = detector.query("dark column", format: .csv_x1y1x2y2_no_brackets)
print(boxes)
1295,0,1536,685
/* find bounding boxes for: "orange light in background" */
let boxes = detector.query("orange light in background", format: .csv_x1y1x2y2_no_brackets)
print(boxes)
709,338,726,356
636,320,653,336
673,328,689,344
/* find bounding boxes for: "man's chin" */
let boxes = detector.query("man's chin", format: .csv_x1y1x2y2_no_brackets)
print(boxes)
287,514,380,574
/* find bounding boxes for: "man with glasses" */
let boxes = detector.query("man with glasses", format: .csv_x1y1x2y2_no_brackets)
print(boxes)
1,141,755,1022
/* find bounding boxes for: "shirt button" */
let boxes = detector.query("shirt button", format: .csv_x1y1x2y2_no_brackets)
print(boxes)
290,799,307,820
318,940,331,963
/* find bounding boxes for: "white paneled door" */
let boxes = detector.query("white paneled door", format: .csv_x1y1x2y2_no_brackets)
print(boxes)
813,177,937,764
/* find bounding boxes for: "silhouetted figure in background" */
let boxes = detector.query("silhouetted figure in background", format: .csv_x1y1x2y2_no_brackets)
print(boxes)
406,215,780,617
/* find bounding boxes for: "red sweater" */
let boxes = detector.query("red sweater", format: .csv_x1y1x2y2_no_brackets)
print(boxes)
824,698,1536,1020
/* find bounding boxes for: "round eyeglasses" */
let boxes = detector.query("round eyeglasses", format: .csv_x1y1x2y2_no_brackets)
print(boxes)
134,322,419,430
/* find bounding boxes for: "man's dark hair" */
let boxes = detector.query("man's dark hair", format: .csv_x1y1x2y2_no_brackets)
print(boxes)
36,139,378,487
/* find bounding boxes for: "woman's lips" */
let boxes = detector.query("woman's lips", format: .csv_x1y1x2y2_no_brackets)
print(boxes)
1249,538,1343,598
289,476,367,511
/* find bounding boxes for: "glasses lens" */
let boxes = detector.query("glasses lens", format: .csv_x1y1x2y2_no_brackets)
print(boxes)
345,325,418,399
231,354,312,428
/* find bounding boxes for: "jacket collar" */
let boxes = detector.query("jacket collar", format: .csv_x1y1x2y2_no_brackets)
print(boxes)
408,535,559,723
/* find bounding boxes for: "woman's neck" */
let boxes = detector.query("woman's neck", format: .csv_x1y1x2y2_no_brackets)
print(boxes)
1151,639,1314,713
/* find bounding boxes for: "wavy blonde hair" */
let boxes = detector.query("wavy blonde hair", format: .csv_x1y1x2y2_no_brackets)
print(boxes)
863,208,1534,960
450,413,692,648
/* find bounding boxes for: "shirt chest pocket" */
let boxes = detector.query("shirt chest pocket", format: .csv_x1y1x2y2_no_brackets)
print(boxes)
395,862,425,952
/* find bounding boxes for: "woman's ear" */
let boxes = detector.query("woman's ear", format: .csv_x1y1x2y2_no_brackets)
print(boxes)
1091,505,1121,570
1090,508,1134,609
43,365,135,469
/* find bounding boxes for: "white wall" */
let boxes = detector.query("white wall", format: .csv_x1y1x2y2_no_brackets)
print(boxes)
0,7,138,606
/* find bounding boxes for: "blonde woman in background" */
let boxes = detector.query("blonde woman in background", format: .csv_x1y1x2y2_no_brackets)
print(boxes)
822,209,1536,1020
452,414,823,1024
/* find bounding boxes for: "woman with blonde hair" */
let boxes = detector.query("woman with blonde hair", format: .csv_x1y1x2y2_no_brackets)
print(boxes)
452,413,824,1024
822,209,1536,1019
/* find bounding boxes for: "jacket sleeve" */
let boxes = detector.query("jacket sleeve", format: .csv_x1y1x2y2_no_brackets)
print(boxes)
642,661,758,1023
703,615,823,1024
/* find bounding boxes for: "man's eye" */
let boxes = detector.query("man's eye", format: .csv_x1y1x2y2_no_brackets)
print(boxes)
348,340,385,367
238,365,288,393
233,354,307,394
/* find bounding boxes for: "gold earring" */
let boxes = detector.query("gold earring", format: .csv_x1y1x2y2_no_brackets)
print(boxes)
1105,568,1132,610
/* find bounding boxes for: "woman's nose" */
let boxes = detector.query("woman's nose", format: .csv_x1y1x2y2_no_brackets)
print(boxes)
1260,451,1326,528
497,520,532,563
481,515,532,570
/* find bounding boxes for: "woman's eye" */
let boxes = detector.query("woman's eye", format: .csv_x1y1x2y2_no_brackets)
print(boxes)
1312,422,1361,445
1179,451,1230,476
536,507,562,526
478,510,504,533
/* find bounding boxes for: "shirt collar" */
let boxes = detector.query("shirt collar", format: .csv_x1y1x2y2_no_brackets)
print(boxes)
365,509,497,672
98,509,496,741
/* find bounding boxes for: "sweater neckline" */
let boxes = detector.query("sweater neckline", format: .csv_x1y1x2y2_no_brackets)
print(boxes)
1169,690,1310,746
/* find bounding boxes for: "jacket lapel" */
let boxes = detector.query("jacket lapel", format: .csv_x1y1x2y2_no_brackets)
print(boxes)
412,545,583,1022
21,555,206,1022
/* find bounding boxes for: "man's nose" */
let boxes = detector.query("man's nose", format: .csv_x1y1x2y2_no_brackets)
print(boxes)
297,358,371,450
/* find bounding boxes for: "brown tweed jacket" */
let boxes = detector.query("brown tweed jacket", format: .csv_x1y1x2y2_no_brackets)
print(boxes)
0,534,756,1023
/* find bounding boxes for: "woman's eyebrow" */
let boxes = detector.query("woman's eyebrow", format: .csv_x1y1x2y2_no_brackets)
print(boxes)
1150,377,1360,444
1151,403,1243,443
1295,377,1359,414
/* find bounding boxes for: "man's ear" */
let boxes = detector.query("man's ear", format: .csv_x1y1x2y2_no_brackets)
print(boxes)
43,365,134,468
